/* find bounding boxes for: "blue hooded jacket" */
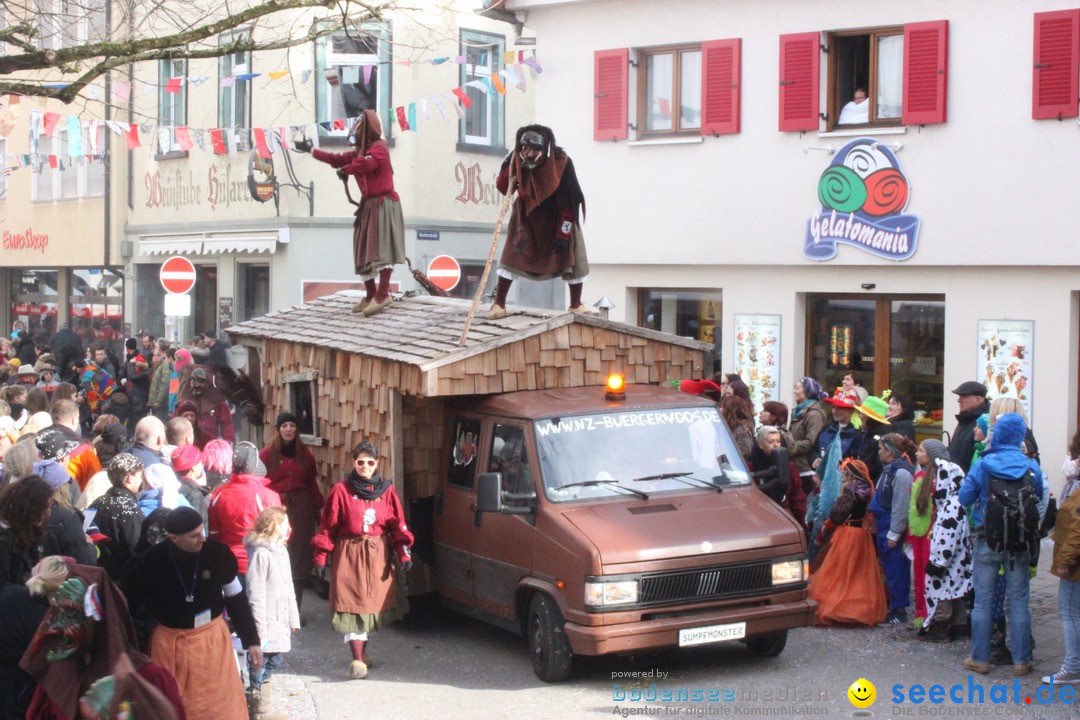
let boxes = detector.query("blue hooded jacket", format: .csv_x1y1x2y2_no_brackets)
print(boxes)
958,413,1045,529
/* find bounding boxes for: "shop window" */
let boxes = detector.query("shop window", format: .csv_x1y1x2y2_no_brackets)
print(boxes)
638,289,722,375
447,417,481,489
157,58,188,158
460,30,505,150
69,268,124,358
807,294,944,439
219,31,252,130
779,21,948,132
594,39,740,141
315,25,390,143
237,263,270,322
10,270,59,339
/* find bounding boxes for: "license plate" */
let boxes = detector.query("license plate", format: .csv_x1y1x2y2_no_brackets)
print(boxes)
678,622,746,647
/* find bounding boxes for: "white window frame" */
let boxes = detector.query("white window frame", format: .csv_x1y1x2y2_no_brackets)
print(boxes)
316,25,391,142
37,0,106,49
219,30,252,130
158,57,188,157
460,30,505,149
31,124,104,201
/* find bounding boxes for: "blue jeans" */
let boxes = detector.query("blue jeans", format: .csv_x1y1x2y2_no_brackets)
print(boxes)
249,652,284,691
971,539,1030,664
1060,578,1080,674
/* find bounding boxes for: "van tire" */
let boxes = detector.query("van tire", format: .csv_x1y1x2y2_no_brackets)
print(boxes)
745,630,787,657
527,594,573,682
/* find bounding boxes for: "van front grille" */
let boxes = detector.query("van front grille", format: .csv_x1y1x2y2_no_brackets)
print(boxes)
638,562,773,606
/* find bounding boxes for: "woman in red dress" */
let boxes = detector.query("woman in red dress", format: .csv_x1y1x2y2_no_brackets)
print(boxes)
260,412,323,610
312,441,413,679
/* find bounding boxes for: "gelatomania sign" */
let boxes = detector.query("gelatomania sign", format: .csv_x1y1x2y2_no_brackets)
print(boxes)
804,137,920,261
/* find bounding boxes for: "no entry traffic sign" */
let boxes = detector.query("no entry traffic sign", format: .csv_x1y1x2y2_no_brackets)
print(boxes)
427,255,461,292
160,256,197,295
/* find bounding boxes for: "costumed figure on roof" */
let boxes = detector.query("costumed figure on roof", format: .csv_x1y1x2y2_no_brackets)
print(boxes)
490,125,589,319
294,110,406,317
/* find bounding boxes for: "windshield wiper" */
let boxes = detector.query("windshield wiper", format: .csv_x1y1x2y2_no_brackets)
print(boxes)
557,480,649,500
629,472,724,493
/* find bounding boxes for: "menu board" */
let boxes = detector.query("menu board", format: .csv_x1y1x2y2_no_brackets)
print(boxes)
976,319,1033,422
733,314,781,416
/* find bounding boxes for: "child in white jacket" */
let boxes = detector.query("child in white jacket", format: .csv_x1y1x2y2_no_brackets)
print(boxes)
245,507,300,717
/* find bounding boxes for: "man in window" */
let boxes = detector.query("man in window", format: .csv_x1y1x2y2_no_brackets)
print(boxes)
490,125,589,318
838,88,869,125
294,110,405,317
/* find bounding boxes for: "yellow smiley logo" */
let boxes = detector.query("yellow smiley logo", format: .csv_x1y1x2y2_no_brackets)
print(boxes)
847,678,876,708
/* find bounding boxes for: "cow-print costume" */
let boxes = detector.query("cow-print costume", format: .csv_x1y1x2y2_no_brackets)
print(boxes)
924,459,973,625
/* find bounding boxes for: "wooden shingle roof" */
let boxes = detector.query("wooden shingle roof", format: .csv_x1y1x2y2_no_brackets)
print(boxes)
227,292,709,372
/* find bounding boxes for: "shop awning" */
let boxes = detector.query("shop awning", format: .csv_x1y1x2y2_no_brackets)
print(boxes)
137,229,289,256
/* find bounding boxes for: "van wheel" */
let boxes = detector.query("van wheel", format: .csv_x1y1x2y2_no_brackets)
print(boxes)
745,630,787,657
527,594,573,682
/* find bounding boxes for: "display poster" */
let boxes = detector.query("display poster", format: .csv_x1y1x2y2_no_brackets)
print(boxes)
976,319,1033,422
733,314,781,416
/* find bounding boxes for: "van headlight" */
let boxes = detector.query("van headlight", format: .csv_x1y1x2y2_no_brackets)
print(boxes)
585,579,639,607
771,559,805,585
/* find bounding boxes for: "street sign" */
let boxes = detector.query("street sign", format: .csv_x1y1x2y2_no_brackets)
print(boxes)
160,256,197,294
164,292,191,317
427,254,461,292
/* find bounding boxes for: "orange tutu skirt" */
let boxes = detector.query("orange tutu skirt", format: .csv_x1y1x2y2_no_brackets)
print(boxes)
809,525,888,626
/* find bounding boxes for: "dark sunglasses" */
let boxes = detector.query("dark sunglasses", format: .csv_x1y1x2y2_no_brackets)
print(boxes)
356,459,377,467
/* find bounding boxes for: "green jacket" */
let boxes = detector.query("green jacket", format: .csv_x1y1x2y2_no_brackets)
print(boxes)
907,470,933,538
149,359,171,406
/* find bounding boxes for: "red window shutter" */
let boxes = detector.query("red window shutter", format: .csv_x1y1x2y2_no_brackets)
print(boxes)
594,48,628,141
778,32,820,132
902,20,949,125
701,39,741,135
1033,9,1080,119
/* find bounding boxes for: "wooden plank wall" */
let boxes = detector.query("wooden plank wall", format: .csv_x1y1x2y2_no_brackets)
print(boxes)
401,396,447,500
433,324,702,395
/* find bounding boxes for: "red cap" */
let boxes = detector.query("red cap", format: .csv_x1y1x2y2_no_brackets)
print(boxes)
678,379,723,397
171,444,202,473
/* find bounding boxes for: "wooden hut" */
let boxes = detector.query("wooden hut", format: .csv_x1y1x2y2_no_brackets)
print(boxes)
226,292,710,503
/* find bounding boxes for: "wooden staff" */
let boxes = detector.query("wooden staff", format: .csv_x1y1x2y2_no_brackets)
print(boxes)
460,176,516,346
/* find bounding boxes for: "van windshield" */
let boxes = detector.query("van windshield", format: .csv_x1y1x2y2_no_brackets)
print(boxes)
534,407,751,503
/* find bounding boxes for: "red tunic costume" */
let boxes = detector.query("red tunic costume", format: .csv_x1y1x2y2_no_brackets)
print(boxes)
260,443,323,582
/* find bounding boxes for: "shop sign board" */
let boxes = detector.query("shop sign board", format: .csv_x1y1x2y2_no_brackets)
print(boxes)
733,314,782,416
427,255,461,292
804,137,921,262
976,320,1034,422
160,256,196,294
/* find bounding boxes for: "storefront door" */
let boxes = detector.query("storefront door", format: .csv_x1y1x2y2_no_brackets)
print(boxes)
807,295,945,437
194,265,218,336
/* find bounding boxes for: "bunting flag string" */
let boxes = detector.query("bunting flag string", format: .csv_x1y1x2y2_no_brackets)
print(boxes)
1,54,542,175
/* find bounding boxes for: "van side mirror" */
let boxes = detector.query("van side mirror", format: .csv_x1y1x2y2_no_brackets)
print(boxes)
476,472,503,514
771,447,791,490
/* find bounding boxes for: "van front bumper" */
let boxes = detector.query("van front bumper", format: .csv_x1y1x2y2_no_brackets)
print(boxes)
562,594,816,656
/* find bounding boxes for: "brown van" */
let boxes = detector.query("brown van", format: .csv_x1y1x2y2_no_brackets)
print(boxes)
431,380,814,681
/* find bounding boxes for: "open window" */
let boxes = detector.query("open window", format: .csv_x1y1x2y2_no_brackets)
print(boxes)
282,371,320,443
827,27,903,128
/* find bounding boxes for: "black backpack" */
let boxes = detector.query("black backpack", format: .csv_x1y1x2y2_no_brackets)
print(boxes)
984,470,1041,555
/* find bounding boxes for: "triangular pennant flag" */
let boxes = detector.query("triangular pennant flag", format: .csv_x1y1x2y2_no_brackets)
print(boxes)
226,128,239,157
491,72,507,95
504,51,516,66
266,128,281,155
175,126,193,151
220,75,236,87
363,64,374,85
332,119,346,131
481,77,496,96
43,112,61,137
502,66,523,90
523,57,543,75
268,71,290,80
88,120,100,154
407,103,417,131
48,155,58,169
235,73,260,82
67,116,83,155
8,94,20,105
165,76,183,93
276,127,288,151
431,57,448,65
112,81,131,101
188,76,209,87
308,124,320,150
431,96,448,120
0,105,18,138
85,85,101,101
420,98,430,120
210,128,226,154
193,129,206,151
514,63,528,92
451,87,472,108
301,69,313,83
454,55,467,64
125,123,141,150
396,60,412,67
395,106,410,131
157,128,171,152
253,128,271,159
448,93,465,118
